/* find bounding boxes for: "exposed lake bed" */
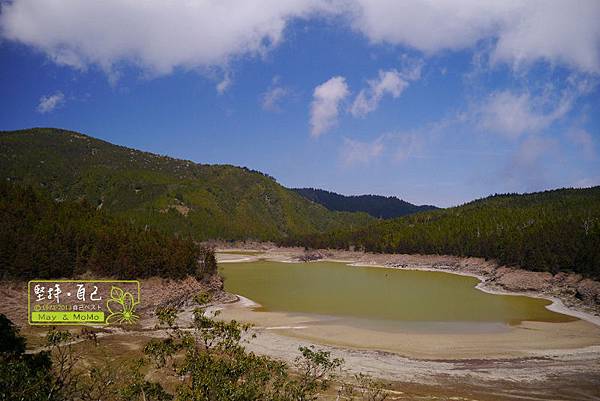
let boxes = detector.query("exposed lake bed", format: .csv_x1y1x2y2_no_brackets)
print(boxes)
213,248,600,398
216,255,600,360
2,248,598,401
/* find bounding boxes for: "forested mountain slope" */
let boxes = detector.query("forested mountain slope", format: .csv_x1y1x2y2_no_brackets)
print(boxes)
0,182,209,280
293,187,438,218
0,128,372,241
284,188,600,278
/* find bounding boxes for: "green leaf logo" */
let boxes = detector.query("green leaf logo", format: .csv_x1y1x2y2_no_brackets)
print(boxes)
106,286,139,325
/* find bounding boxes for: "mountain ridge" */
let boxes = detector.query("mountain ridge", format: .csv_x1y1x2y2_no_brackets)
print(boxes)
284,186,600,278
0,127,372,240
293,187,438,219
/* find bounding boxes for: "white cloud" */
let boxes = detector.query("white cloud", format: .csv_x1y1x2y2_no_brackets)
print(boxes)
348,0,600,73
491,1,600,73
310,76,350,137
398,54,424,81
502,136,557,192
350,69,408,117
568,128,596,159
516,136,554,165
0,0,333,77
340,137,384,165
477,90,572,139
573,177,600,188
341,131,424,165
261,77,290,112
36,91,65,113
492,136,564,192
216,72,233,94
393,133,422,162
2,1,598,82
262,87,288,111
348,1,497,53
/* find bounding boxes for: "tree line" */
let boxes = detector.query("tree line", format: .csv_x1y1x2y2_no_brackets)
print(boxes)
293,187,437,219
0,182,215,280
281,188,600,278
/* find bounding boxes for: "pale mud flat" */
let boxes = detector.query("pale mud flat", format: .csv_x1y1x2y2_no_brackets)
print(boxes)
217,252,258,263
215,249,600,398
216,303,600,360
214,300,600,400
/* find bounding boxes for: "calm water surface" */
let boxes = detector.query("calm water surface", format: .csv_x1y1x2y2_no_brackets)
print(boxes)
220,261,574,326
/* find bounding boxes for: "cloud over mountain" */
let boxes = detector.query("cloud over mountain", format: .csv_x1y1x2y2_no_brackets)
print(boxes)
310,76,350,137
350,70,408,118
0,0,331,76
2,0,598,78
348,0,600,73
37,91,65,113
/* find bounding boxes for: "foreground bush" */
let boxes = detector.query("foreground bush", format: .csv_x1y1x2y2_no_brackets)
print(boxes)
0,297,391,401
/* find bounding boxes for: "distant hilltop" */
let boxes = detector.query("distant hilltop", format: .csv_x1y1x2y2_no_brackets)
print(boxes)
293,187,438,219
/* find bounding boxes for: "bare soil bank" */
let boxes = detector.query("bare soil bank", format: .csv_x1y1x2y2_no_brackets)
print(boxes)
214,245,600,399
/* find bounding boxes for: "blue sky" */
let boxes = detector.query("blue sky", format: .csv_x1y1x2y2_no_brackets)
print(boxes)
0,1,599,207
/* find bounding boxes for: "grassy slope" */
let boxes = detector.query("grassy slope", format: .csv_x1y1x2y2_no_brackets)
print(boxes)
0,128,372,240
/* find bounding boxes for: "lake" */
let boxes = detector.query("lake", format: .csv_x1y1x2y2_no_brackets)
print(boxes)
220,261,574,327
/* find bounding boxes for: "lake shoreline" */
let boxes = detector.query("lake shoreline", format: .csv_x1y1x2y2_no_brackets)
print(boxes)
347,261,600,327
211,248,600,398
216,246,600,327
215,248,600,362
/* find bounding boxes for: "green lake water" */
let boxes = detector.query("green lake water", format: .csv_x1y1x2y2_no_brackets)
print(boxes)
220,261,574,326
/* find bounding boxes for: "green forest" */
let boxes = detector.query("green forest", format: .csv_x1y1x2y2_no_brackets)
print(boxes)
293,188,437,219
1,128,600,280
0,182,213,280
283,187,600,278
0,128,372,241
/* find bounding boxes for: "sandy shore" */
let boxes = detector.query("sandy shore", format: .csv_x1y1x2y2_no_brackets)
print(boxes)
216,301,600,360
213,247,600,398
4,251,599,400
213,247,600,393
